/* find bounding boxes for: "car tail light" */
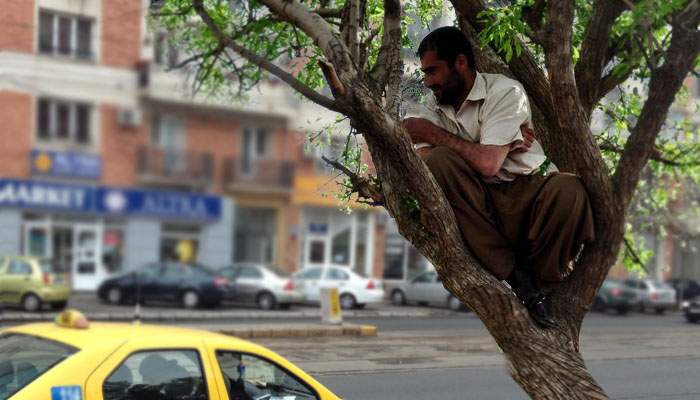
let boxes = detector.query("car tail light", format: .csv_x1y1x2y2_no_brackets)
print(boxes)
283,280,294,291
366,280,376,290
610,287,622,297
213,277,228,288
43,272,51,285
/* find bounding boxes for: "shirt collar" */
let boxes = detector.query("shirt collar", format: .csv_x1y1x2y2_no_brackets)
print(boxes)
465,71,486,102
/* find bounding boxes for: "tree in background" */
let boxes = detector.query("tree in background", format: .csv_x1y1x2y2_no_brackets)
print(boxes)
154,0,700,398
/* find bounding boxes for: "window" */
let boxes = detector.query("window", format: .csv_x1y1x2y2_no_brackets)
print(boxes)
161,225,200,263
331,228,350,266
154,32,179,68
234,208,276,264
327,268,349,281
7,260,32,275
0,334,77,399
237,266,263,279
103,350,208,400
38,10,93,60
296,268,322,280
103,228,124,273
241,127,270,175
36,98,92,145
216,351,318,400
139,263,164,279
152,115,186,171
412,271,435,284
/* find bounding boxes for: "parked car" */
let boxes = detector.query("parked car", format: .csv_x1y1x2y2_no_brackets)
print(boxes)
389,269,467,311
97,262,231,309
291,266,384,309
668,278,700,304
623,278,676,314
683,296,700,323
0,310,341,400
0,255,70,312
592,279,639,315
217,263,304,310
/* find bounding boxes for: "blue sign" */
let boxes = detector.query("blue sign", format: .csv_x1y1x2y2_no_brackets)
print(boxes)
31,149,101,179
0,179,221,221
51,386,82,400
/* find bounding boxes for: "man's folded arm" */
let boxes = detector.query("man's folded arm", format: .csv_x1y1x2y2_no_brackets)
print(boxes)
401,117,509,178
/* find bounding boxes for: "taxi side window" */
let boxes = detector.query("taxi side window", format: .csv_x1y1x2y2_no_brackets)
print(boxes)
216,351,319,400
103,350,208,400
7,260,32,275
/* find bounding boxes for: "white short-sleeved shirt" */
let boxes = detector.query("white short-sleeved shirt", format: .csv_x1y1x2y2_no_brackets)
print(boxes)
403,72,558,182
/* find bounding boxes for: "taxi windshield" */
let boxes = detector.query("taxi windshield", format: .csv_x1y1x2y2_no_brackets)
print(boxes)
0,333,77,399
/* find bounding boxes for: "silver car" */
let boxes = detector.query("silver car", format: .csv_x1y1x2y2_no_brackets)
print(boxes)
623,278,677,314
218,264,305,310
389,270,467,311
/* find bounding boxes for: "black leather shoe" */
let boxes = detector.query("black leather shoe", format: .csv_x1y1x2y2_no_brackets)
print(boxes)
525,293,557,329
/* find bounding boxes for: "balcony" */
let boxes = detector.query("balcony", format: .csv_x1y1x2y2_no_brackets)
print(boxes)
223,158,294,194
137,146,214,189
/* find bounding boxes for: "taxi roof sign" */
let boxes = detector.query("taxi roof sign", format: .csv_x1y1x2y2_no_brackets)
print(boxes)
54,309,90,329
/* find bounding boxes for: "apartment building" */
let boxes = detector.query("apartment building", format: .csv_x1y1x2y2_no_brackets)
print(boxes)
0,0,389,290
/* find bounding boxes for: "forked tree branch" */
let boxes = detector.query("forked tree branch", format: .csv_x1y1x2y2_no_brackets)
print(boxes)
192,0,342,112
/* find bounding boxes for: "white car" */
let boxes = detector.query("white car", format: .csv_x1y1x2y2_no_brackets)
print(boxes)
389,269,467,311
292,266,384,309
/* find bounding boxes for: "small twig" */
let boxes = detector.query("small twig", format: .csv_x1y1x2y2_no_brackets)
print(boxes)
321,156,384,206
623,236,650,274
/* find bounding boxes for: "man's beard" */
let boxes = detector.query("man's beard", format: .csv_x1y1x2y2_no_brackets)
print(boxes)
434,69,466,106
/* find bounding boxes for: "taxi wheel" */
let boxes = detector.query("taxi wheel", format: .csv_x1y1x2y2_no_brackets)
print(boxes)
22,293,42,312
257,292,277,310
181,290,200,309
107,288,123,305
340,293,357,310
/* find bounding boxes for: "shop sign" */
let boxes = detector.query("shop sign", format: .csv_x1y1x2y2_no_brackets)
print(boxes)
31,149,101,179
97,188,221,221
0,179,221,221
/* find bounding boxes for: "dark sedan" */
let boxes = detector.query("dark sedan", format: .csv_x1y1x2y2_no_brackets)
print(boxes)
684,296,700,323
97,262,231,309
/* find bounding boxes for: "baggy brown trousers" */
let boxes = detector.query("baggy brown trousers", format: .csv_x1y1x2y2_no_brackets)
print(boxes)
424,147,595,282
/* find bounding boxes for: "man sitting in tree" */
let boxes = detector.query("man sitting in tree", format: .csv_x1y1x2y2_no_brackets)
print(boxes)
402,26,595,328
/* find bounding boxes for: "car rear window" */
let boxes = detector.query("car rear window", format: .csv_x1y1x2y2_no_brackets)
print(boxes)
650,281,674,290
0,333,77,399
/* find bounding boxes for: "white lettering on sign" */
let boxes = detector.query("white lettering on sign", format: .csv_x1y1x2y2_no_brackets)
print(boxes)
142,194,209,217
0,182,87,209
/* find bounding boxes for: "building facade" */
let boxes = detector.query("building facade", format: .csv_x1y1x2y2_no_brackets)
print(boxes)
0,0,391,291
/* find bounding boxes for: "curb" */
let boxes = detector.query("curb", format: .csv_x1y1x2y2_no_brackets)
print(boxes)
216,323,378,339
0,309,461,323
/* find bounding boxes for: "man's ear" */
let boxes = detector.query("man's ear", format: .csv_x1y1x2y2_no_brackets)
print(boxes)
454,54,470,73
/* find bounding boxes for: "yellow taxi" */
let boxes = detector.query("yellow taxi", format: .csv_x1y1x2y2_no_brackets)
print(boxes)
0,310,340,400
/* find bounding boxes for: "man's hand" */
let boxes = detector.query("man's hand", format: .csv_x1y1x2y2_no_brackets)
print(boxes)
401,118,438,145
512,125,535,153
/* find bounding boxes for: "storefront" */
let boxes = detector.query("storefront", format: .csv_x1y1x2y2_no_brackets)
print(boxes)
0,179,232,290
299,207,375,276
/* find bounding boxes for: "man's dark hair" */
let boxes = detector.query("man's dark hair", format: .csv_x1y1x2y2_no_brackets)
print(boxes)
417,26,477,70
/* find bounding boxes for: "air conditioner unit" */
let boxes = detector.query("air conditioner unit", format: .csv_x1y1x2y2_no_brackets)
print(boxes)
117,108,142,128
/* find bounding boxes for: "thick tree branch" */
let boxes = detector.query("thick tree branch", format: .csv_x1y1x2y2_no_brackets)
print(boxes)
192,1,341,112
255,0,358,84
340,0,361,61
599,141,700,167
314,7,342,18
369,0,402,116
321,156,385,206
595,67,635,103
575,0,626,115
613,2,700,209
